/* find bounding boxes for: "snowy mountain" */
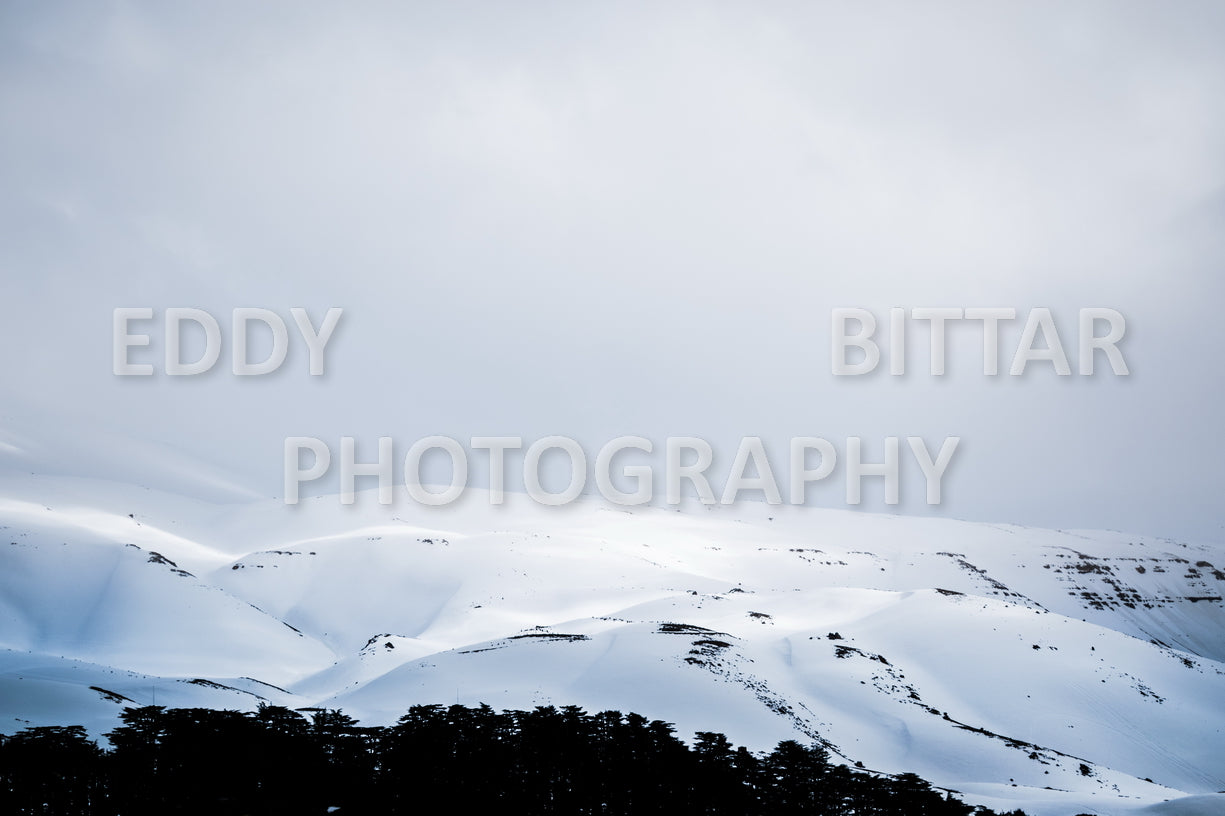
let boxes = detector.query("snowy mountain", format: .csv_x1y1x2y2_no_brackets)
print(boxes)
1,447,1223,816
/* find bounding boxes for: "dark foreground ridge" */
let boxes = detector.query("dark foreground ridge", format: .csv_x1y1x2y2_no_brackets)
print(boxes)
0,703,1027,816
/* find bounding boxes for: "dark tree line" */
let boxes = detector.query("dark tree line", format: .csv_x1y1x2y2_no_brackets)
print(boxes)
0,703,1027,815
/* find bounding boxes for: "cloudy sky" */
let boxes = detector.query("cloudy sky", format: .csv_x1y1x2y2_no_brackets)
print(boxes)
2,1,1223,543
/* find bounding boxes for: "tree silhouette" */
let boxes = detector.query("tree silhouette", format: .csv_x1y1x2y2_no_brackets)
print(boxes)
0,703,1025,816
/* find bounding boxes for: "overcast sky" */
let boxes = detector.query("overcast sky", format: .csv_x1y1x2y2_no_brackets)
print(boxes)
2,1,1223,544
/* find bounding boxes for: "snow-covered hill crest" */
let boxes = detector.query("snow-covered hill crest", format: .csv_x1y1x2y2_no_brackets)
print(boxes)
1,472,1222,816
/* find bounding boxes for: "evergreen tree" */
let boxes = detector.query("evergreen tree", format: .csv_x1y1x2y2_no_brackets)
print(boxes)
2,703,1027,816
0,725,104,815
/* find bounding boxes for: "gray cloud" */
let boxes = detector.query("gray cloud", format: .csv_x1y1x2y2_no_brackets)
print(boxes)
1,1,1223,543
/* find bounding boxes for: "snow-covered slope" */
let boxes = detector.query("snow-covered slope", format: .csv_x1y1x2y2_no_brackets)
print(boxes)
1,466,1222,816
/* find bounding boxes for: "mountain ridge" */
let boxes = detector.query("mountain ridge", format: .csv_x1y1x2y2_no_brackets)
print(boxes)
1,471,1222,816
